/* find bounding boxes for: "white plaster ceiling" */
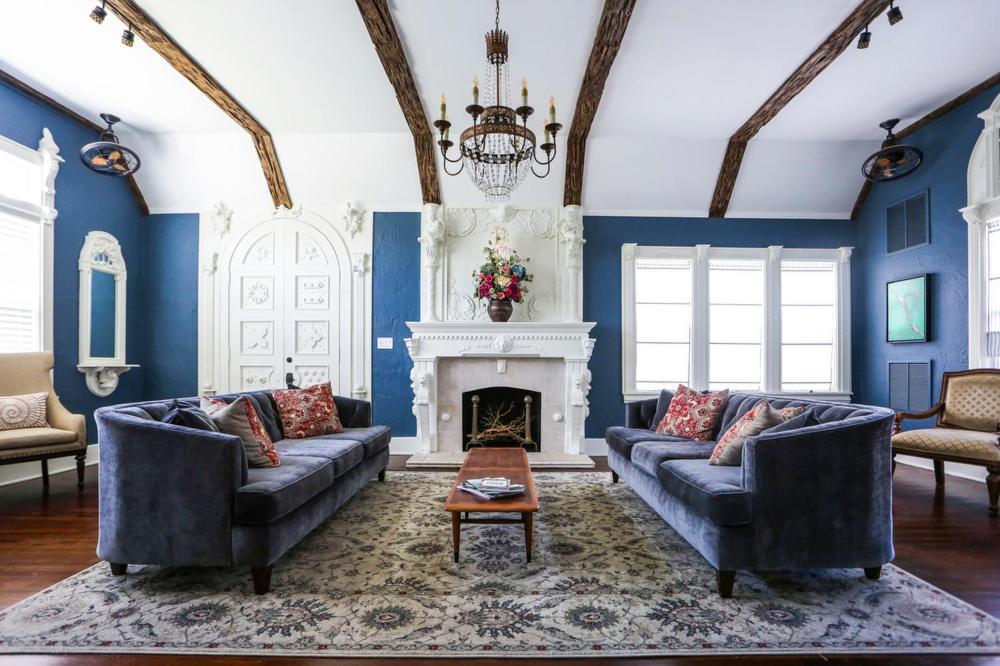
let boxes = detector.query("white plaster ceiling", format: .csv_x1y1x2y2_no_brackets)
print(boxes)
0,0,997,216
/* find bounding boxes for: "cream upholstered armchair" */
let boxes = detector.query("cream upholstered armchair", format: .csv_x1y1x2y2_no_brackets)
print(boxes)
0,352,87,489
892,369,1000,515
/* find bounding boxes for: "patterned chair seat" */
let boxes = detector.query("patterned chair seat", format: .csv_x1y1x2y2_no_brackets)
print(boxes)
893,428,1000,463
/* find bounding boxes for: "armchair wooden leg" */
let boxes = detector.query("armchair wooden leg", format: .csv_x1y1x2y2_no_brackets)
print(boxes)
611,471,619,484
109,562,127,576
75,453,86,490
987,465,999,516
864,566,882,580
40,459,49,489
933,460,945,486
717,570,736,598
251,566,272,595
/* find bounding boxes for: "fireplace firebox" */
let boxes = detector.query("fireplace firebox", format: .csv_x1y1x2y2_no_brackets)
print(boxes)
462,386,541,451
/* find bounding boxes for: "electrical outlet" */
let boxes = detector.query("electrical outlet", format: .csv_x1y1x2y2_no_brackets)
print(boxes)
376,337,394,350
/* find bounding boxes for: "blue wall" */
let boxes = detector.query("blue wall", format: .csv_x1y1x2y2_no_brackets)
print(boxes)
0,79,148,441
372,211,421,436
143,213,199,399
853,82,1000,418
582,215,857,437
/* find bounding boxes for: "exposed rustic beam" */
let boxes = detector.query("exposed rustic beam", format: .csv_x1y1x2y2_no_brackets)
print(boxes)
105,0,292,209
564,0,636,207
0,67,149,215
708,0,891,218
356,0,440,205
850,70,1000,220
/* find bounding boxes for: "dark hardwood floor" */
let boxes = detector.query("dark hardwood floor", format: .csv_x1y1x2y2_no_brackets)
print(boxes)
0,456,998,665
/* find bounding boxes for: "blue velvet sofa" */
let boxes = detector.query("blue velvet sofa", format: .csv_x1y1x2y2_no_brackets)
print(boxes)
95,390,389,594
606,390,895,597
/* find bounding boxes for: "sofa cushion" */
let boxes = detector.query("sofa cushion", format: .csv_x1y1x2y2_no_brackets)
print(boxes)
275,438,365,477
649,389,675,432
605,426,694,460
272,383,344,439
655,385,728,441
234,455,335,524
763,409,820,435
632,440,714,477
892,428,1000,463
308,426,391,459
161,401,218,432
657,459,753,526
0,427,77,451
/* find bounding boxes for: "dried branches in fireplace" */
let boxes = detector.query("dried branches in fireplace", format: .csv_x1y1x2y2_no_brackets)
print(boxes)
469,401,526,445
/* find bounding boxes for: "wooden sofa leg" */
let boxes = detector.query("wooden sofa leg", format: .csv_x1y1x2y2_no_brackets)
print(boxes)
251,566,272,595
987,466,1000,516
717,570,735,598
933,460,945,486
864,566,882,580
41,459,49,489
75,453,86,490
378,469,386,483
109,562,127,576
611,471,619,484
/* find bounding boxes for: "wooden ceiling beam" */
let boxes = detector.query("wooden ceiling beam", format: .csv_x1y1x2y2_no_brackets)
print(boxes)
105,0,292,209
356,0,440,205
0,66,149,215
850,70,1000,220
708,0,890,218
563,0,636,207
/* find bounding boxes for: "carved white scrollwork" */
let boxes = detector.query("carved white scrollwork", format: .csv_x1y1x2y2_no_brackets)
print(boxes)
211,201,233,238
341,201,364,238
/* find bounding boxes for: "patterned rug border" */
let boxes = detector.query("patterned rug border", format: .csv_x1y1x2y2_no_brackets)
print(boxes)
1,471,998,659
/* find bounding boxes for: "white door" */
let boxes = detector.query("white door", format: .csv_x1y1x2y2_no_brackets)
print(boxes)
225,218,348,393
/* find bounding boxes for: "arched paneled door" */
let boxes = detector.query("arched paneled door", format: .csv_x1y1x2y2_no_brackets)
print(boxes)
219,214,352,395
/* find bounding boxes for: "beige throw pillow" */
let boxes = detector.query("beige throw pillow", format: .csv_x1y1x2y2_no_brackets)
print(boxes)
201,396,280,468
709,401,788,466
0,392,48,431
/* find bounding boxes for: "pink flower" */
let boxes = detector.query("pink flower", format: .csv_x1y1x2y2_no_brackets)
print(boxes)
504,287,512,298
496,292,505,300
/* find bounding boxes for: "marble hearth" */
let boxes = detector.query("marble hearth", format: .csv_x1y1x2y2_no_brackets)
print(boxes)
404,321,596,468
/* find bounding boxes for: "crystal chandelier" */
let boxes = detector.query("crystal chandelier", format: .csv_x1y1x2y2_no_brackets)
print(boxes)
434,0,562,203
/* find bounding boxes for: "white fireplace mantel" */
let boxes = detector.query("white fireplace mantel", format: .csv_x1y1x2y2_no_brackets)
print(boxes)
405,320,596,467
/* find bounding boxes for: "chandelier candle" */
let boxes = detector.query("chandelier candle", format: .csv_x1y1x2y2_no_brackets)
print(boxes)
434,0,562,203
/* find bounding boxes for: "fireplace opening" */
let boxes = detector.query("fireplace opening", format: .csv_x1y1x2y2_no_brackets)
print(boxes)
462,386,541,451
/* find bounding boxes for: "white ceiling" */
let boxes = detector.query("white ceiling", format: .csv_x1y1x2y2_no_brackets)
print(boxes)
0,0,997,216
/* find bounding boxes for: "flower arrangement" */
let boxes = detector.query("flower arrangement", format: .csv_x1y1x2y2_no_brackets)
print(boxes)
474,227,533,303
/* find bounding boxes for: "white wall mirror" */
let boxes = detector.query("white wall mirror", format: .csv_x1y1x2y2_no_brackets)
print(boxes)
77,230,136,396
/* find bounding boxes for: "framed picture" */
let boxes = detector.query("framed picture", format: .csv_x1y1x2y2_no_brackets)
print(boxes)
886,274,929,343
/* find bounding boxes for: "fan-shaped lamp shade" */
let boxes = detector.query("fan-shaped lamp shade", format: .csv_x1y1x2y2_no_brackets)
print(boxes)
80,114,141,177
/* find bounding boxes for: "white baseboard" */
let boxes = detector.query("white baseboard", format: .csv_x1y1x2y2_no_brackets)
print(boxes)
0,443,99,489
895,455,987,484
389,437,419,454
584,438,608,455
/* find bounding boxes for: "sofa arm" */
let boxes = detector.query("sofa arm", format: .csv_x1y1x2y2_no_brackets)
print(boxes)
741,413,895,569
334,396,372,428
46,393,86,446
626,398,658,429
95,409,246,567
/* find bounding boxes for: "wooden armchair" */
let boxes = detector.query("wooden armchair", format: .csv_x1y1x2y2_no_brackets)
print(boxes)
0,352,87,490
892,368,1000,514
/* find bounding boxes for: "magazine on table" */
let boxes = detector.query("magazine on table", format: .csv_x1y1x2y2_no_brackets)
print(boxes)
458,477,525,500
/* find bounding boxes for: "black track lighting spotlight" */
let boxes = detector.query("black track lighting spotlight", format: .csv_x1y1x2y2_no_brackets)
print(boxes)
89,0,107,24
857,24,871,49
121,22,135,47
887,1,903,25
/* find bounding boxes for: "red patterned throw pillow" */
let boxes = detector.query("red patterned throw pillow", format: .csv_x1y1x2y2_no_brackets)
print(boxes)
271,383,344,439
709,402,807,466
201,396,280,467
655,385,729,441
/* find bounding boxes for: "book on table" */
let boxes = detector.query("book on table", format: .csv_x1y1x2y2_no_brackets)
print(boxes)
459,477,525,500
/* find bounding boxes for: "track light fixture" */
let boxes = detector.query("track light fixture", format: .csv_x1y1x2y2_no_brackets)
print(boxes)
89,0,107,24
886,1,903,25
857,24,871,49
121,22,135,47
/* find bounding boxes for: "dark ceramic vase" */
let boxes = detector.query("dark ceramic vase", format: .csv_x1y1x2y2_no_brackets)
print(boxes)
488,298,513,322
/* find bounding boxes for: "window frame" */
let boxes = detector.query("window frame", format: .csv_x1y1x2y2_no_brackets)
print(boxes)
621,243,853,402
0,129,61,353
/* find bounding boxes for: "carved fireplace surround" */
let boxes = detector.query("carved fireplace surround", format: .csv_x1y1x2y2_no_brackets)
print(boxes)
405,204,595,467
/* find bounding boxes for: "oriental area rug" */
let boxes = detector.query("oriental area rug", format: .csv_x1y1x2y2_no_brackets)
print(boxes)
1,472,999,658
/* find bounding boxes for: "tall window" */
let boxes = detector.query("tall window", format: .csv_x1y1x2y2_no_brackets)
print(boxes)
0,131,59,353
985,223,1000,362
622,244,851,399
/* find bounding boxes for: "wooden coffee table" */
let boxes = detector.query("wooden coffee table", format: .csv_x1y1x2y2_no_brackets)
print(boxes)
444,448,539,563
